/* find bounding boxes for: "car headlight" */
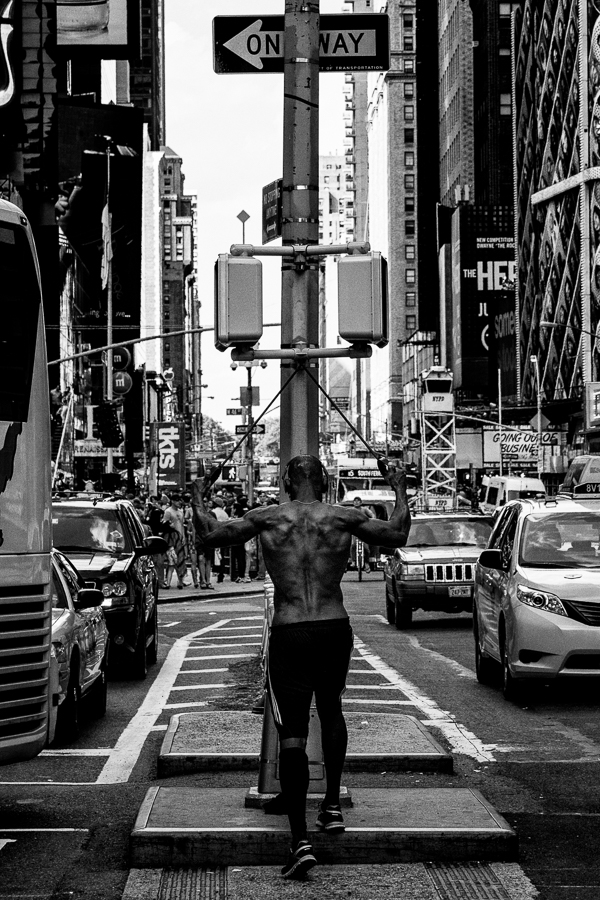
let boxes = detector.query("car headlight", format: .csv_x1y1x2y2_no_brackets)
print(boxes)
406,564,424,576
516,584,568,617
102,581,128,598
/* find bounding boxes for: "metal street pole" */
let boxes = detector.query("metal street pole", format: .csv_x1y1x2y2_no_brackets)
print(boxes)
530,355,542,477
247,366,254,506
279,0,320,473
105,141,113,475
498,368,503,477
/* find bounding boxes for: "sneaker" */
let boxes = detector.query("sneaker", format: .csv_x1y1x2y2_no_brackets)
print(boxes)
316,803,345,833
280,840,317,879
242,577,252,583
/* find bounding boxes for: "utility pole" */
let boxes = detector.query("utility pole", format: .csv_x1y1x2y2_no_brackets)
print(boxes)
105,139,114,475
279,1,321,471
247,365,254,506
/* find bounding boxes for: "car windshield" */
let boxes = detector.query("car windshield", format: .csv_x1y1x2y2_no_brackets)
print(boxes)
521,511,600,568
53,506,131,554
406,518,492,548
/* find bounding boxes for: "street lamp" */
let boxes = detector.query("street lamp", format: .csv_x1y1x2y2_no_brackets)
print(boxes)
530,355,542,476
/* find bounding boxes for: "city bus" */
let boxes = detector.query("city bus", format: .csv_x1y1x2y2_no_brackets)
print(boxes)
0,199,57,763
325,457,393,504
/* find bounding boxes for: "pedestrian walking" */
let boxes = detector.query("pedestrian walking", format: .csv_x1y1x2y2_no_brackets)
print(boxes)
192,456,410,879
161,493,189,589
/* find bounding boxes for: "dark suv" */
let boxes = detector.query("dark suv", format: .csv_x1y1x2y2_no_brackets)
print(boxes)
52,497,167,678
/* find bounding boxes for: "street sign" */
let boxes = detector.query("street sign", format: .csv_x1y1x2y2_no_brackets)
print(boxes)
240,386,260,406
226,407,243,415
262,178,282,244
236,423,266,435
213,14,390,74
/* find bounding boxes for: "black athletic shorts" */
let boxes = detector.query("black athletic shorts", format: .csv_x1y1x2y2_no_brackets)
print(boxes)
266,617,354,740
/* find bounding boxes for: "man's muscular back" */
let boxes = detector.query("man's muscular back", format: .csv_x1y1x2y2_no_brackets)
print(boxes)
253,501,359,625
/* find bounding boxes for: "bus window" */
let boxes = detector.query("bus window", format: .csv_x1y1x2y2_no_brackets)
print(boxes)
0,219,41,422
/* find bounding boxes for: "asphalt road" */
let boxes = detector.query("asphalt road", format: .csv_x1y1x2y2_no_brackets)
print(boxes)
0,574,598,899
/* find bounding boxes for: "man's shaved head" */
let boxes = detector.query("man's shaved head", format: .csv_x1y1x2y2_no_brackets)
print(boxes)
284,455,327,494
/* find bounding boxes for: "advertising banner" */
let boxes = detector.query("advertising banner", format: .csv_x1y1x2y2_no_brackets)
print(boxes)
153,422,185,492
452,206,515,396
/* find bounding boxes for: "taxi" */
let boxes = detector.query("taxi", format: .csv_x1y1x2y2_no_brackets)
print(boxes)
474,492,600,700
51,549,107,741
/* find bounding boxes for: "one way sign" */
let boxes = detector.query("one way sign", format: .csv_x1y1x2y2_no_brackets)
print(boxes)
213,14,390,74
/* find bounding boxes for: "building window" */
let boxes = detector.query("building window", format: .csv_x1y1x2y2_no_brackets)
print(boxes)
499,3,518,16
403,36,414,51
405,174,415,190
405,245,416,260
404,59,414,73
403,14,413,29
404,128,414,143
406,269,416,284
404,105,415,121
164,343,170,351
405,220,415,236
405,151,415,167
404,83,414,98
406,291,416,307
406,315,417,331
405,195,415,212
500,93,511,115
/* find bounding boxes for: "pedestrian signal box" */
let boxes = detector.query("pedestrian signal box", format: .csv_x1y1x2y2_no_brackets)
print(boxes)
337,251,388,348
214,254,263,351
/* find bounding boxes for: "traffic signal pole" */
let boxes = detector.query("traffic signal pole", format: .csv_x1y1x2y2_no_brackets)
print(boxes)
279,0,321,466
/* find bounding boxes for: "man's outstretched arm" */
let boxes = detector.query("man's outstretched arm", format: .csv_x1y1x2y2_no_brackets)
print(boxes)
191,477,259,548
349,459,411,549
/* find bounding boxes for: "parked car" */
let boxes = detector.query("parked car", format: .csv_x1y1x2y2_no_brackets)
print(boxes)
51,548,108,741
384,511,494,628
52,498,167,678
473,496,600,701
557,454,600,496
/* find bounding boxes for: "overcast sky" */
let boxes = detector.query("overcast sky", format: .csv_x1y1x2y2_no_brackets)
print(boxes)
165,0,346,439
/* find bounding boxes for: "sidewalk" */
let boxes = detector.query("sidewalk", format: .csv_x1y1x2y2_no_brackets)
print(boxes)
157,575,264,604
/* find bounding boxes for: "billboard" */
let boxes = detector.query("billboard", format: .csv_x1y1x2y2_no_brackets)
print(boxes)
451,206,515,396
56,0,140,59
153,423,186,492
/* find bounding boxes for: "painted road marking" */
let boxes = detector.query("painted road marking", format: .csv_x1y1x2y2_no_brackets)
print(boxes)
0,839,16,851
164,701,210,709
188,642,261,649
353,636,495,762
160,621,181,628
186,653,255,661
40,749,112,757
178,667,228,674
170,683,228,691
95,620,230,784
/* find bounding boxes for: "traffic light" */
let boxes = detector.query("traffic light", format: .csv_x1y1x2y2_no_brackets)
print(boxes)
95,402,123,448
337,251,389,348
214,254,263,350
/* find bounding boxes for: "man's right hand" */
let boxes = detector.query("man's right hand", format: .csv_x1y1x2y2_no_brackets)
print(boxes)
377,458,407,490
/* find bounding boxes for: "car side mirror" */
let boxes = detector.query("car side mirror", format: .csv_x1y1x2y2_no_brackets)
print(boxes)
135,535,168,557
478,548,503,570
74,587,104,610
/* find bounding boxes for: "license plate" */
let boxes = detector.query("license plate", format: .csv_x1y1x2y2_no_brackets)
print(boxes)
448,586,471,598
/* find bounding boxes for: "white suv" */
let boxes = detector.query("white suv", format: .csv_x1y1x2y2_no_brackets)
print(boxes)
474,496,600,701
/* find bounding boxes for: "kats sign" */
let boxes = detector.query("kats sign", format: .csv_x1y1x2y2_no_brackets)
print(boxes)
153,422,185,491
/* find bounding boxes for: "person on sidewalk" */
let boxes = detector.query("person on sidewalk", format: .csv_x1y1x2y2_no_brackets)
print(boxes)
192,456,410,880
161,494,190,590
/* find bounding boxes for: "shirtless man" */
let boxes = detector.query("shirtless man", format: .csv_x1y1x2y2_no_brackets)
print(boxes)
192,455,410,879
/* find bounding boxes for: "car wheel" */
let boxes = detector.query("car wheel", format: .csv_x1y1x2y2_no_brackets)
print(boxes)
394,587,413,629
474,612,496,685
385,580,396,625
133,617,148,680
146,607,158,666
55,662,81,742
501,637,522,702
88,654,108,718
